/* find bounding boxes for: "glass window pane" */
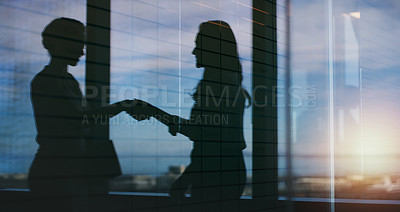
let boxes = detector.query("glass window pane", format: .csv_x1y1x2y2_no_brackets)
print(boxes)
280,0,400,205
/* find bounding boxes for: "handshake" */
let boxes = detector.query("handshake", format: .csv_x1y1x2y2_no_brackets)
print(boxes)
121,99,157,121
120,99,180,136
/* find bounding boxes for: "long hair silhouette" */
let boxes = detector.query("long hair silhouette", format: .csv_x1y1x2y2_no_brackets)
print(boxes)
168,20,250,211
192,20,251,108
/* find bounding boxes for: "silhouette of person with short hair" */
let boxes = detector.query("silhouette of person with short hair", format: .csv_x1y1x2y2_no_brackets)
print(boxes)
28,17,148,212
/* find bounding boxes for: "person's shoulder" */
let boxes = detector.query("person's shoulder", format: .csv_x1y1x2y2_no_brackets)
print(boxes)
31,68,44,86
31,67,56,89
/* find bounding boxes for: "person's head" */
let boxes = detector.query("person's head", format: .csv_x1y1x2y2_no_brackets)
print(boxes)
192,20,239,70
42,17,85,66
192,21,251,107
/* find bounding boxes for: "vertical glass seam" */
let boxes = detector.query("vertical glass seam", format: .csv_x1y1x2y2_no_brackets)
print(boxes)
327,0,335,211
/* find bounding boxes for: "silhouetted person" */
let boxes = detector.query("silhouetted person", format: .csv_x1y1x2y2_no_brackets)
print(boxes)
28,17,147,212
140,20,251,211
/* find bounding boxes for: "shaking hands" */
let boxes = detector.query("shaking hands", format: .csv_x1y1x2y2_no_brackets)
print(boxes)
168,122,179,136
121,99,180,136
122,99,156,121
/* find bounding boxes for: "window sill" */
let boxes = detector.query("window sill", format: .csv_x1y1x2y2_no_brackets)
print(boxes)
1,189,400,212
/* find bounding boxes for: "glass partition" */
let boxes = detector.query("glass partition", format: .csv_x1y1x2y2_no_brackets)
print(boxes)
274,0,333,207
280,0,400,207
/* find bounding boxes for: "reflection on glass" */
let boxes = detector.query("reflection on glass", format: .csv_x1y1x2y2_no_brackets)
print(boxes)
281,0,400,202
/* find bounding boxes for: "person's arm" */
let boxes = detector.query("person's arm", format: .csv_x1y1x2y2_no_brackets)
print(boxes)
83,99,150,126
88,100,131,118
124,100,198,139
128,102,182,126
126,102,193,137
167,115,194,138
147,105,196,137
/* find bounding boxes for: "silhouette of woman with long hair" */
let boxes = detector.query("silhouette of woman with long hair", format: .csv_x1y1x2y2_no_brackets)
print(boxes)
29,17,146,212
150,20,251,211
